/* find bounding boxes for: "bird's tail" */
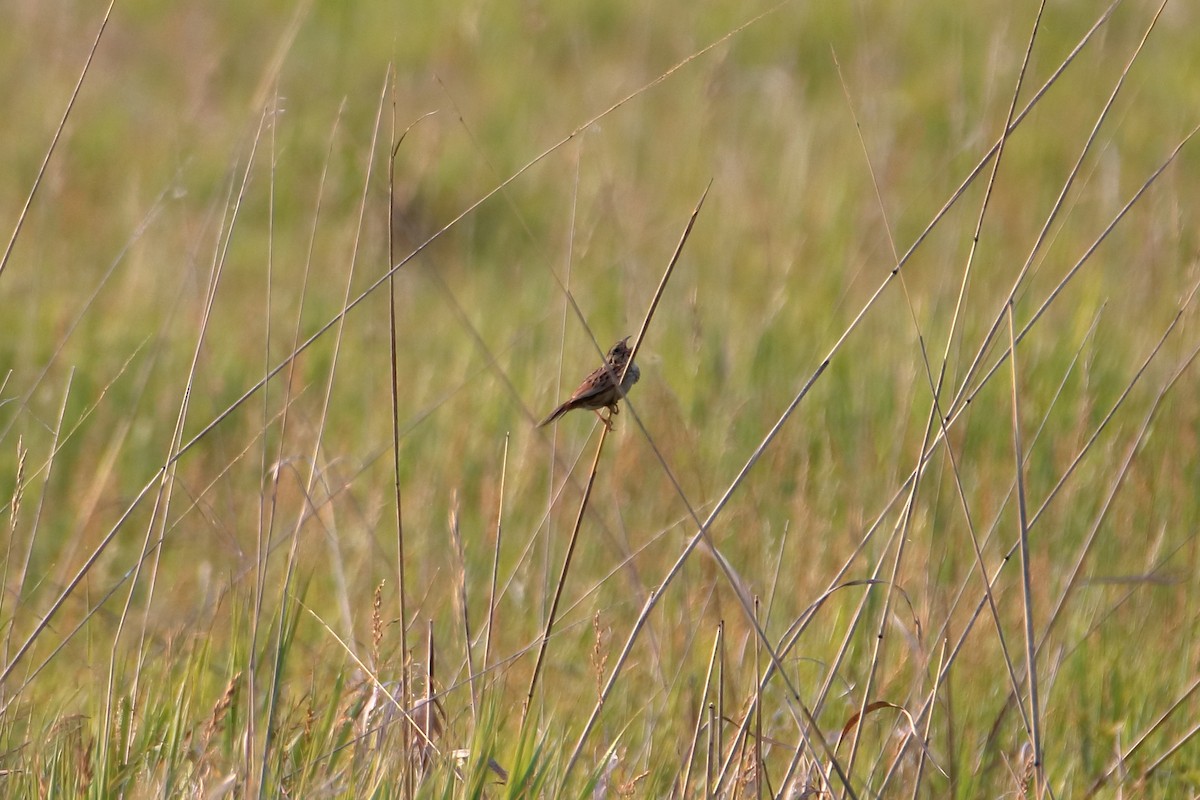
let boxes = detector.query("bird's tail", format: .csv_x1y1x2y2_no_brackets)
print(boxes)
538,402,571,427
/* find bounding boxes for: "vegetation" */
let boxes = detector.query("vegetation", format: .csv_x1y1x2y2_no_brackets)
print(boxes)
1,0,1199,796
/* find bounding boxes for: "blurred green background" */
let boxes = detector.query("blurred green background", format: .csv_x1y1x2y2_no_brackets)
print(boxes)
1,0,1199,795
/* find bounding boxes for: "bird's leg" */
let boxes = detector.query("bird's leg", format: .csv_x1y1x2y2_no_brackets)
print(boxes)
594,408,616,431
605,402,622,430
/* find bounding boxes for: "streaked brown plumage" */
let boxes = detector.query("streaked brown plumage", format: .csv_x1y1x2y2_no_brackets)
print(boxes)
539,337,641,430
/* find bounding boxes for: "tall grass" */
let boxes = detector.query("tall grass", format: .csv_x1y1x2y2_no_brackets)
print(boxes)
2,0,1199,796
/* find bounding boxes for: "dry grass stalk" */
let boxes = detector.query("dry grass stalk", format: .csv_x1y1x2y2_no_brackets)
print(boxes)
371,580,385,670
590,612,608,703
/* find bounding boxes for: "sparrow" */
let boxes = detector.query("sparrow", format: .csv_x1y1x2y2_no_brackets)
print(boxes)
539,337,640,430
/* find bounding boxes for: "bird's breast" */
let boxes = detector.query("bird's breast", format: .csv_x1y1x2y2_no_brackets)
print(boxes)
621,362,641,391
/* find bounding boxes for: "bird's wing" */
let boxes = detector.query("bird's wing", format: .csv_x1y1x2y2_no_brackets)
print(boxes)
568,364,616,404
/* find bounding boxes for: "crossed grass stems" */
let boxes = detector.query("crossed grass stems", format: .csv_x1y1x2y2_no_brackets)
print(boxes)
2,0,1199,795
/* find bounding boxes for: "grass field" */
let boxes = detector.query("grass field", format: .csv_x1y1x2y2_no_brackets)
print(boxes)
2,0,1200,796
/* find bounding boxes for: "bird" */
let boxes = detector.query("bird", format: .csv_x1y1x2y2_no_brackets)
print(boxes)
539,337,641,430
